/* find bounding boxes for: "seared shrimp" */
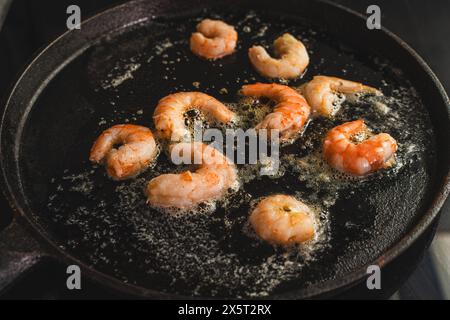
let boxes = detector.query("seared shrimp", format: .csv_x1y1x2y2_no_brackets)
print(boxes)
146,142,237,209
248,33,309,79
300,75,381,117
190,19,238,60
250,195,315,246
241,83,311,141
153,92,236,142
89,124,158,180
323,119,398,176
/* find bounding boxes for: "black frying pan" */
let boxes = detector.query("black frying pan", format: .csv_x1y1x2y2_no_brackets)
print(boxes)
0,0,449,299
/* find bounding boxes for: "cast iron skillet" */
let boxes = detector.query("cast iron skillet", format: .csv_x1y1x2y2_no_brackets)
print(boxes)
0,0,449,299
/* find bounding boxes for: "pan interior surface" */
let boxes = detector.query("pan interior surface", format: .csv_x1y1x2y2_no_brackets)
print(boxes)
15,6,438,298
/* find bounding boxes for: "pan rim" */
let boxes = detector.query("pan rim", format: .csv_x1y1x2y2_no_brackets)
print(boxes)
0,0,449,299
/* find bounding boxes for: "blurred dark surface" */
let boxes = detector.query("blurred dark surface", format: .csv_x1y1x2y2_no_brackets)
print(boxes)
0,0,449,299
334,0,450,95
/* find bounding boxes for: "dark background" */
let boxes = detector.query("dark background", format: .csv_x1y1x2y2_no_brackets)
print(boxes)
0,0,449,299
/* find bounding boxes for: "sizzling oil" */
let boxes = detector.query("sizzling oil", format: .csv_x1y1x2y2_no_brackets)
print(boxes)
42,9,435,297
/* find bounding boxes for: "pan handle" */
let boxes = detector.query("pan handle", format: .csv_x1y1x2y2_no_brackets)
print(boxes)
0,219,52,295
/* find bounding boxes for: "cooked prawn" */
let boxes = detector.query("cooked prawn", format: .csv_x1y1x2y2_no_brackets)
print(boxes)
248,33,309,79
249,194,315,246
323,119,398,176
153,92,236,142
89,124,158,180
146,142,237,209
241,83,311,141
190,19,238,60
300,75,381,117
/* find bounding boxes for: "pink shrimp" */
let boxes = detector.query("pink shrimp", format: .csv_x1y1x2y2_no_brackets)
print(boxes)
248,33,309,79
323,119,398,176
146,142,237,209
153,92,235,142
89,124,158,180
300,75,381,117
249,194,315,245
190,19,238,60
241,83,311,141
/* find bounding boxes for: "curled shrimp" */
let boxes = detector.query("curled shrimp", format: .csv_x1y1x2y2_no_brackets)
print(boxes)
248,33,309,79
89,124,158,180
241,83,311,141
146,142,237,209
249,194,315,246
323,119,398,176
300,75,381,117
190,19,238,60
153,92,236,142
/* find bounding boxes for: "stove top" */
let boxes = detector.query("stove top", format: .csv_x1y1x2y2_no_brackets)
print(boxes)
0,0,449,299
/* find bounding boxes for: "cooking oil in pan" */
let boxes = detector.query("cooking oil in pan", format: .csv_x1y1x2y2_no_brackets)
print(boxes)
42,9,435,297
